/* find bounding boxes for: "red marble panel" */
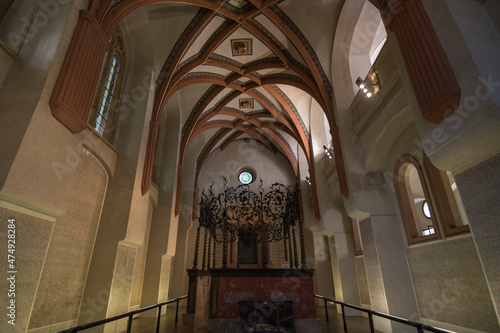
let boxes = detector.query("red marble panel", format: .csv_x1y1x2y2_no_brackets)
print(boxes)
216,276,316,318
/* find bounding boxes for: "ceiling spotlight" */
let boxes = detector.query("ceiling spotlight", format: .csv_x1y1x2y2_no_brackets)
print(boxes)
355,77,365,89
355,72,381,98
323,145,333,159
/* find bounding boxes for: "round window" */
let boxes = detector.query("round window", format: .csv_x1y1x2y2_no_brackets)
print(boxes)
239,171,253,184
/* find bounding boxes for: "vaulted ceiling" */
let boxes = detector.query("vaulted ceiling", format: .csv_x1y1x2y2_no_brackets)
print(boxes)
90,0,348,216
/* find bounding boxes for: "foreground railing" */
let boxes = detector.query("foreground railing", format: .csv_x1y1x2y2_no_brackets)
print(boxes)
58,295,187,333
315,295,455,333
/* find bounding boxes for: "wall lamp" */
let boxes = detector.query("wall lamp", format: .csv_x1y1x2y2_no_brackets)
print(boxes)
323,145,333,159
306,176,311,186
355,72,381,98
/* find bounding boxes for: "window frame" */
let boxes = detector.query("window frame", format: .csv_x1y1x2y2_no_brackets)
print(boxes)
88,28,126,144
94,53,120,135
422,155,470,237
394,155,441,244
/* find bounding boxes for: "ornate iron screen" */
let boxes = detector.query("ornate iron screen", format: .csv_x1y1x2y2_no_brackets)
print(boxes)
192,178,307,269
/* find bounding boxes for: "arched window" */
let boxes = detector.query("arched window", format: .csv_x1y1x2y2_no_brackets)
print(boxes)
423,156,470,236
95,53,119,135
394,156,441,244
88,28,125,143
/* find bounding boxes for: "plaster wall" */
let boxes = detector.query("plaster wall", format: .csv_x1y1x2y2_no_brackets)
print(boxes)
0,0,87,216
278,0,343,84
349,1,386,94
197,139,296,192
0,0,42,52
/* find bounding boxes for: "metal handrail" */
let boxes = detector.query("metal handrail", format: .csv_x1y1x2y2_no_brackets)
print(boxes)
315,294,455,333
58,295,187,333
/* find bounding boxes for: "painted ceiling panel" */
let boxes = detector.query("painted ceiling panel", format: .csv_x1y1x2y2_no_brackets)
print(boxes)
214,27,276,63
225,93,264,111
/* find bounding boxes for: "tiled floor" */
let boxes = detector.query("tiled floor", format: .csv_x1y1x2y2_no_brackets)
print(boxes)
122,305,377,332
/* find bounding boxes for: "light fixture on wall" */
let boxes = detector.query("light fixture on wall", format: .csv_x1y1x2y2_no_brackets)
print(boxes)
355,71,381,98
306,176,311,186
323,145,333,159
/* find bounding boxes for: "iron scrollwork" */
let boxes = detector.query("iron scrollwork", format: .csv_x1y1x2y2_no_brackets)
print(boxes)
195,178,305,269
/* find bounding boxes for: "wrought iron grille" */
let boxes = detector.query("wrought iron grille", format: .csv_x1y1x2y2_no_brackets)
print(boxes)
193,178,307,269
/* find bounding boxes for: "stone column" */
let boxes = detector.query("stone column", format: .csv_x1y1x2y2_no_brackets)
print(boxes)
328,233,360,316
50,10,109,133
359,216,420,333
141,104,181,315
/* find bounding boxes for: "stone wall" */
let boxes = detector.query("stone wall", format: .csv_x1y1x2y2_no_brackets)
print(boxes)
28,150,108,331
406,236,499,332
455,153,500,318
0,207,53,333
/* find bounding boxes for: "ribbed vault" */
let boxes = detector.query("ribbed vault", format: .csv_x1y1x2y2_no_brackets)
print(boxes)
85,0,350,220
